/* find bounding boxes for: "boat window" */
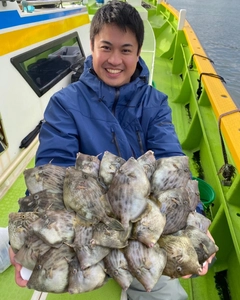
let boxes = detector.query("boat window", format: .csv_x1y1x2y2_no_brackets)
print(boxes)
0,118,8,154
10,32,85,97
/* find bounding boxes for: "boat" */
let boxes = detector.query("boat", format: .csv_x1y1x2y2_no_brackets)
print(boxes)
0,0,239,299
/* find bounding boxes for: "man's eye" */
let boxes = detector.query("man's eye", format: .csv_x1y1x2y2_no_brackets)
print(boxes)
101,46,110,50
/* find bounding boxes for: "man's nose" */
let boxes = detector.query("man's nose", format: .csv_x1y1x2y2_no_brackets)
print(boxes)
108,51,122,65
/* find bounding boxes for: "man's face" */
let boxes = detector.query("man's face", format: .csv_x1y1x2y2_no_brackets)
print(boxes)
91,24,140,87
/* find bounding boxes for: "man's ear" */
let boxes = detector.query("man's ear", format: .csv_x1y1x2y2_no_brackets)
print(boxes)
90,41,94,52
137,47,142,57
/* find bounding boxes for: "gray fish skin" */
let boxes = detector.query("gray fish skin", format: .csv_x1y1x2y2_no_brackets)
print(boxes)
24,164,66,194
185,179,201,211
106,157,150,229
151,156,191,196
186,211,211,233
63,167,123,231
14,234,51,270
158,234,202,278
75,152,100,178
176,226,219,264
124,240,167,292
104,249,133,291
73,224,110,270
18,190,65,213
91,222,132,249
99,151,126,187
131,200,166,248
68,257,107,294
27,244,75,293
137,150,156,181
156,187,192,235
8,212,39,252
29,210,76,248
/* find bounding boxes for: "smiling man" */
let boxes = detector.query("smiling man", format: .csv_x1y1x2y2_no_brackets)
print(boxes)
91,24,139,86
9,1,214,299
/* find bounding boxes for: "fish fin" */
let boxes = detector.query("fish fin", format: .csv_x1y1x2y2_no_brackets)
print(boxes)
104,217,124,231
47,267,53,279
97,178,108,191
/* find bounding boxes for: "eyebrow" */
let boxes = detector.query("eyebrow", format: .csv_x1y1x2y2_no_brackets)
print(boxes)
100,40,133,47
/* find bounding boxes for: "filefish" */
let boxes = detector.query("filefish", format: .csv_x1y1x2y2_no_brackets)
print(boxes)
156,187,192,234
137,150,156,180
24,163,66,194
104,249,133,291
158,234,202,278
75,152,101,179
72,224,110,270
151,156,191,196
29,210,77,248
185,179,201,211
18,190,65,213
99,151,126,187
106,157,151,229
63,167,123,230
68,257,107,294
124,240,167,292
186,211,211,233
14,234,51,270
27,244,75,293
176,226,219,264
91,222,132,249
8,212,39,252
131,199,166,247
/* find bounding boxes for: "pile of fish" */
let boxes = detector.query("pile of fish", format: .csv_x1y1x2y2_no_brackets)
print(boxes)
8,150,219,294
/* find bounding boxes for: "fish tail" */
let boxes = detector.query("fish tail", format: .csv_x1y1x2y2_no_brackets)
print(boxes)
104,217,124,231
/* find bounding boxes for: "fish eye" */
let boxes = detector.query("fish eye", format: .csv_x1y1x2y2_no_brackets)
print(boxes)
37,264,42,270
177,266,182,272
34,194,39,200
73,268,78,274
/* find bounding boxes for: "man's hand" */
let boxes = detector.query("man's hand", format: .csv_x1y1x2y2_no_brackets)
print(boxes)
9,247,28,287
182,230,216,278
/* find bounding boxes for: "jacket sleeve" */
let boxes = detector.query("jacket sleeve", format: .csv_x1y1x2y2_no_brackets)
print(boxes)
35,91,80,167
144,91,184,159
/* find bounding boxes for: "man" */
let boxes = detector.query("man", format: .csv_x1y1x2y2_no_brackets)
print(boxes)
9,1,214,299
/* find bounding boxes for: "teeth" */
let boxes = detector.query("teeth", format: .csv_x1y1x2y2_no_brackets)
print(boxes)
107,69,121,74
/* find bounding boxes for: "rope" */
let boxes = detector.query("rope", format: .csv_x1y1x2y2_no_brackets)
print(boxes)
197,72,226,100
217,109,240,185
188,53,214,70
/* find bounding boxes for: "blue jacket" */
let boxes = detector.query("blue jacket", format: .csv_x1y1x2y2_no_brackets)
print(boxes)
35,55,183,167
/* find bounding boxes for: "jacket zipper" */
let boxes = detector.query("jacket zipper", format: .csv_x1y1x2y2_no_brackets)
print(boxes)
111,128,122,157
112,88,120,115
111,89,122,156
136,129,145,155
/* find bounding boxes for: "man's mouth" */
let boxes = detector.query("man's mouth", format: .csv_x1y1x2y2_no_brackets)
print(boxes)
106,69,122,74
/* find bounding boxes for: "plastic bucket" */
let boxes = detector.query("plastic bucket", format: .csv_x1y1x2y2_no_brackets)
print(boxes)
192,177,216,208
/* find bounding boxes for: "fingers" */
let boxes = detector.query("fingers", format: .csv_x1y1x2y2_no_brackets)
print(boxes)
181,274,192,279
9,247,28,287
198,261,208,276
15,263,28,287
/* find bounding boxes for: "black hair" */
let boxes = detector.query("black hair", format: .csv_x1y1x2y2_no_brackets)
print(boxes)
90,0,144,54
